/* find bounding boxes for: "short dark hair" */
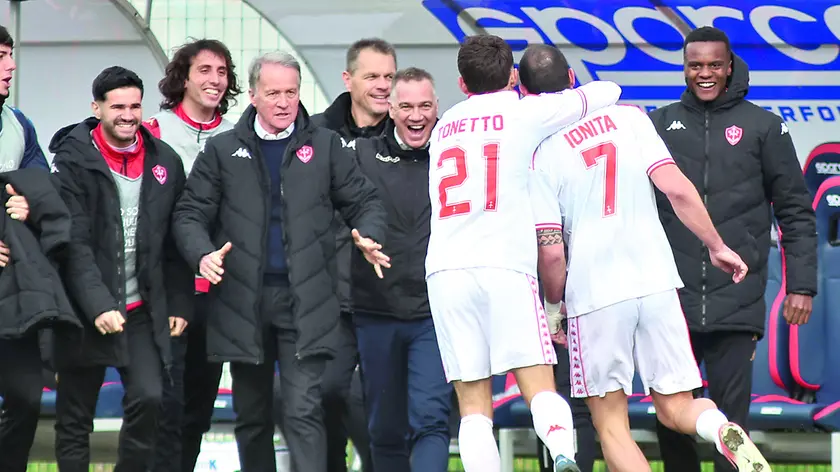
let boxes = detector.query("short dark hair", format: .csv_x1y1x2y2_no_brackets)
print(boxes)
92,66,144,102
457,35,513,95
519,44,571,94
0,25,13,49
346,38,397,73
158,39,241,114
684,26,731,55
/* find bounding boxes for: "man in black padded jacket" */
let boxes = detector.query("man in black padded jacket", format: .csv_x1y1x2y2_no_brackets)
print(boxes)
649,27,817,472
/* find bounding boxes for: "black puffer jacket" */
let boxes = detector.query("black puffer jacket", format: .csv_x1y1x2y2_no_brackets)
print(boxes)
0,169,80,339
351,123,431,320
649,54,817,337
172,104,387,363
311,92,390,315
49,118,193,369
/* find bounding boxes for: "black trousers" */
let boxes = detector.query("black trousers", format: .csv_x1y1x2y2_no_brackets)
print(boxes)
55,310,164,472
153,294,224,472
0,333,45,472
232,283,327,472
655,331,756,472
537,319,597,472
316,313,372,472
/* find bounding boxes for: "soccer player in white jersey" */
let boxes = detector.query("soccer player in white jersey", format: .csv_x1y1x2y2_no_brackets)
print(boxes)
425,35,622,472
522,44,771,472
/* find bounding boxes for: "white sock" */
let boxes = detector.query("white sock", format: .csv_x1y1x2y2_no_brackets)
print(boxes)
695,408,728,454
530,391,576,461
459,414,501,472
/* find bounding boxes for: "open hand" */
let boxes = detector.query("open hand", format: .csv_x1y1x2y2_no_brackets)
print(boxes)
709,246,748,283
351,229,391,279
200,242,232,285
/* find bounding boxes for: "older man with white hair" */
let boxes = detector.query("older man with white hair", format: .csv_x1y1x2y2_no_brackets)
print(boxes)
172,51,389,472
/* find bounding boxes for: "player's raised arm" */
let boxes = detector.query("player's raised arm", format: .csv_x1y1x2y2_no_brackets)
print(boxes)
519,80,622,143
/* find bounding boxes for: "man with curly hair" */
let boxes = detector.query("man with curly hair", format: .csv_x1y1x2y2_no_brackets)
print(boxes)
144,38,242,472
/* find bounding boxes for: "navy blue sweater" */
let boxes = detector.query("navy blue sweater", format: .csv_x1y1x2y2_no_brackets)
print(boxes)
259,138,289,277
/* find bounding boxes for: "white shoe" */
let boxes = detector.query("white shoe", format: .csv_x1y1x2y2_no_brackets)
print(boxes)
718,422,771,471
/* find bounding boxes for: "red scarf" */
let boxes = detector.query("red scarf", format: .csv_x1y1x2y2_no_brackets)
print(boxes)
92,123,145,179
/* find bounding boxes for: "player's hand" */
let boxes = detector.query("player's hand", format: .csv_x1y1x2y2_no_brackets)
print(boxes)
0,240,9,267
200,242,232,285
94,310,125,335
351,229,391,279
709,246,748,283
169,316,188,336
5,184,28,222
783,293,812,326
551,327,568,348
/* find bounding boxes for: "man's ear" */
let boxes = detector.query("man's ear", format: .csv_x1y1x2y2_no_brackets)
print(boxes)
568,68,576,89
91,101,101,120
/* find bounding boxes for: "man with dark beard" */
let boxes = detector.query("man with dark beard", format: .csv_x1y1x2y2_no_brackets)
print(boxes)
49,66,194,472
144,38,240,472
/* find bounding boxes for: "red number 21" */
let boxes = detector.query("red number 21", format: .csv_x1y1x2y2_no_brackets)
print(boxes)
437,143,499,218
580,141,617,217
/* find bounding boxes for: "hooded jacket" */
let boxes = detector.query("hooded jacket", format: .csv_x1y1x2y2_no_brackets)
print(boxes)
649,54,817,337
171,104,386,363
48,118,193,368
311,92,391,315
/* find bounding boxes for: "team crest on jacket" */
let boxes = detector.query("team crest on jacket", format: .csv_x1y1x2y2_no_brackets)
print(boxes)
725,125,743,146
296,145,313,163
152,165,167,185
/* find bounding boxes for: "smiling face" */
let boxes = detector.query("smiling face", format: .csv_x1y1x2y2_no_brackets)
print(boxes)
93,86,143,146
684,41,732,102
389,78,437,148
343,48,396,123
183,49,229,113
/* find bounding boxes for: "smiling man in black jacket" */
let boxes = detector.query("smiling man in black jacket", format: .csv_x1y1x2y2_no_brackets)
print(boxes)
49,66,194,472
310,38,397,472
649,27,817,472
172,51,388,472
350,67,451,472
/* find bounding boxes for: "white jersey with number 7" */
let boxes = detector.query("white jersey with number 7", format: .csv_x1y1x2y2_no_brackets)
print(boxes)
425,82,622,278
530,104,685,317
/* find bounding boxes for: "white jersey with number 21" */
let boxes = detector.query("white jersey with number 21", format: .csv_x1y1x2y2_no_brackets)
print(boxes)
426,82,622,278
530,104,685,317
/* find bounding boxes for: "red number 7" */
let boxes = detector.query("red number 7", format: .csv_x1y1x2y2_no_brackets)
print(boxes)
437,143,500,219
580,141,617,217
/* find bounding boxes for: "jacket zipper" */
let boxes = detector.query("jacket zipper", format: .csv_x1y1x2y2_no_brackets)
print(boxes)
701,110,710,327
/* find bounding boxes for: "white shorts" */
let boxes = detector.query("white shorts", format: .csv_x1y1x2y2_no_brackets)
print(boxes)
567,289,702,398
427,268,557,382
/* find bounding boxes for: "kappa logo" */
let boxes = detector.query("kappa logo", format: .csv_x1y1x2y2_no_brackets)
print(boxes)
152,165,167,185
232,147,251,159
296,145,314,163
827,194,840,207
49,162,59,174
781,122,790,135
666,120,686,131
375,153,401,163
340,137,356,150
725,125,743,146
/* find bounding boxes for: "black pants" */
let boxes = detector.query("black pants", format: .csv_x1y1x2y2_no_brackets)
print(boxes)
537,320,597,472
355,314,452,472
55,310,164,472
320,314,373,472
232,283,327,472
655,331,756,472
0,334,45,472
153,294,224,472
